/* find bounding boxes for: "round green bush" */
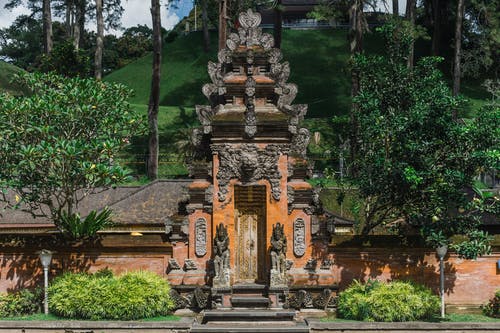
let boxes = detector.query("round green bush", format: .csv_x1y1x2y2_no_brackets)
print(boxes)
0,289,41,317
49,270,174,320
337,280,440,322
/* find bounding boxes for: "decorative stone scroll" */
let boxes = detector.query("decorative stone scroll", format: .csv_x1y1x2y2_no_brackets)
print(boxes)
212,144,286,202
293,218,306,257
195,218,207,257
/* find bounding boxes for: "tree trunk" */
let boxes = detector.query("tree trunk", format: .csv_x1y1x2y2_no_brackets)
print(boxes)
77,0,86,49
452,0,464,100
147,0,162,180
406,0,416,69
94,0,104,79
348,0,363,176
274,0,283,48
202,0,210,53
42,0,53,54
218,0,228,51
65,0,72,39
392,0,399,16
431,0,440,56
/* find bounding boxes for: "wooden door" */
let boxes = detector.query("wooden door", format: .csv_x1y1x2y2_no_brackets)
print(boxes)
234,186,266,283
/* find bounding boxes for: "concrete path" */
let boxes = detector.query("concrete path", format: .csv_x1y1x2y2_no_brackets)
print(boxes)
0,318,499,332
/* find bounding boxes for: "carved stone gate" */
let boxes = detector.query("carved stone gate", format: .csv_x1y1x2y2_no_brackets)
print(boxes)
166,9,338,310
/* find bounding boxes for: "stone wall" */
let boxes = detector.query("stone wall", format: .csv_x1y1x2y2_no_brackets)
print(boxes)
0,234,498,306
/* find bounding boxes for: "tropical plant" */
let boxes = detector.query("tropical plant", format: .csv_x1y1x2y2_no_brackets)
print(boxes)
49,270,174,320
482,290,500,318
337,279,440,321
0,289,42,318
0,72,144,239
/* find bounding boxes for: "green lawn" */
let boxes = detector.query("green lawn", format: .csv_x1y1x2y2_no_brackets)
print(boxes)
0,313,180,321
321,313,500,322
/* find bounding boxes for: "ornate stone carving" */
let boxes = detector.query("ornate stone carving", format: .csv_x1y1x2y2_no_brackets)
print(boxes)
191,287,210,309
168,259,181,271
276,83,298,109
169,289,190,310
304,258,317,271
286,290,313,309
217,48,232,63
212,144,284,202
268,48,283,64
213,224,230,287
184,259,198,271
195,218,207,257
270,61,290,86
239,9,261,29
285,259,294,271
196,105,215,134
270,222,287,286
291,128,310,158
320,258,334,270
287,104,308,134
293,218,306,257
204,185,213,204
312,289,337,309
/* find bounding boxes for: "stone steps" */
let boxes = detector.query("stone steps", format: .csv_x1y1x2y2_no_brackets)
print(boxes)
190,322,309,333
230,295,271,308
202,310,296,323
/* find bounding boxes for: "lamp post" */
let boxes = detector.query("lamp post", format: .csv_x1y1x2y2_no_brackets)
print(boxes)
436,245,448,319
38,250,53,315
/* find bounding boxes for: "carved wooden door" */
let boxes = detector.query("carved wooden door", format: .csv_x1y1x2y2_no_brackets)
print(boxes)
234,185,266,284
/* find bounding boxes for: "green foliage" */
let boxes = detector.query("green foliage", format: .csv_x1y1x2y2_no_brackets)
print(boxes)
337,280,440,322
59,208,113,240
49,270,174,320
451,230,492,259
350,21,499,258
0,289,41,318
39,41,91,77
425,230,449,248
482,290,500,318
0,72,145,239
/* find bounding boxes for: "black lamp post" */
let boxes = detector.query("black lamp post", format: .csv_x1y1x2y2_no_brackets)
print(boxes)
38,250,53,315
436,245,448,319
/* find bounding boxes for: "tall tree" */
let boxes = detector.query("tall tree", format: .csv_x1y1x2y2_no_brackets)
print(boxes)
94,0,103,79
348,0,366,175
392,0,398,16
406,0,416,69
43,0,53,53
274,0,283,48
147,0,162,179
452,0,465,99
201,0,210,52
219,0,228,51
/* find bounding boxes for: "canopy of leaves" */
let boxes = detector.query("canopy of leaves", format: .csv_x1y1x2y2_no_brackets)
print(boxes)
350,20,499,258
0,72,145,237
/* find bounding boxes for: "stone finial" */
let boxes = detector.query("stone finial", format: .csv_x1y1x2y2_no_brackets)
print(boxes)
238,9,261,29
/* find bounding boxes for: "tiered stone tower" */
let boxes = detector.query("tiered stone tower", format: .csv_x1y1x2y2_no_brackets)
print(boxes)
167,9,336,310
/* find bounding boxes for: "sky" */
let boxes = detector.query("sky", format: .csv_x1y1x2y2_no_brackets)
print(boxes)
0,0,407,34
0,0,194,34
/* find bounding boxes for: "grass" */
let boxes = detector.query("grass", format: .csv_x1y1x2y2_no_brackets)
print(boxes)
0,61,27,95
321,313,500,322
0,313,180,321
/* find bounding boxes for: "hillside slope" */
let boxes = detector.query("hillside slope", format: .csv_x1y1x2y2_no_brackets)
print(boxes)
104,30,354,118
0,61,26,95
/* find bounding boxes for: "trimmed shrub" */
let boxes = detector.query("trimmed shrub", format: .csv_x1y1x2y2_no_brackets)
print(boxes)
482,290,500,318
49,270,174,320
337,280,440,322
0,289,41,317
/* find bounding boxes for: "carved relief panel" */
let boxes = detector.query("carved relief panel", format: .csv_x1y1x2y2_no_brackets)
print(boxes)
294,218,306,257
195,218,207,256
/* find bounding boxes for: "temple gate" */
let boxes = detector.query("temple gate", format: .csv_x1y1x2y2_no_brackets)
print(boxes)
167,9,337,309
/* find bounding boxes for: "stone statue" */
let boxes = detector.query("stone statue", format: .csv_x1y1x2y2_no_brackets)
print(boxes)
213,223,230,287
270,222,287,286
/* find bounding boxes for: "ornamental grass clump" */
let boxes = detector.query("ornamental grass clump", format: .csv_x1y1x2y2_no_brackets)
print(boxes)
337,280,439,322
49,270,174,320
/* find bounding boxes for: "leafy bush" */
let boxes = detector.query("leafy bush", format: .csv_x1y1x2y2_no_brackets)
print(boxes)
337,280,439,321
49,270,174,320
482,290,500,318
0,289,41,317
